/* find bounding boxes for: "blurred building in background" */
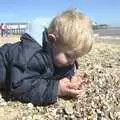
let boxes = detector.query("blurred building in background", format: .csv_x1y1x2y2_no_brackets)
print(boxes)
5,23,28,35
92,21,108,30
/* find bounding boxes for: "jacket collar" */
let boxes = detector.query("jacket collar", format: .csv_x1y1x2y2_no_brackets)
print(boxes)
20,33,41,49
20,31,52,63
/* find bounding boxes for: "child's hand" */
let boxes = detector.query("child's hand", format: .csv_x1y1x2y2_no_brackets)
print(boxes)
69,70,90,98
58,77,82,98
57,71,90,98
71,70,90,90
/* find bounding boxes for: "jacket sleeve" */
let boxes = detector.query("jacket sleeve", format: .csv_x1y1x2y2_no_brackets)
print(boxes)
0,44,10,89
9,52,59,105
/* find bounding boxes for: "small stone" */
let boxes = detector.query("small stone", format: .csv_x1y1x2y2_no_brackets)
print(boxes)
64,101,74,115
27,103,34,109
0,102,7,106
56,108,63,114
109,112,114,120
0,98,5,103
33,115,42,120
26,116,32,120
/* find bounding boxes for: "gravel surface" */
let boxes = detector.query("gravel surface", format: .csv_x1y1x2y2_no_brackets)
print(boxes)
0,37,120,120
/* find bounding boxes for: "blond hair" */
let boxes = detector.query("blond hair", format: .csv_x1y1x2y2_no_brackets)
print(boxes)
48,9,93,57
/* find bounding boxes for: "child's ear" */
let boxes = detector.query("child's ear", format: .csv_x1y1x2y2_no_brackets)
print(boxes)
48,34,56,42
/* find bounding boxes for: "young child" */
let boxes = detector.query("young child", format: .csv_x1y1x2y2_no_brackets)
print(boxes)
0,9,93,105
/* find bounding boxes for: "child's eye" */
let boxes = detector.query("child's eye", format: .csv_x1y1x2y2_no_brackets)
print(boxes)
65,52,71,58
65,52,75,59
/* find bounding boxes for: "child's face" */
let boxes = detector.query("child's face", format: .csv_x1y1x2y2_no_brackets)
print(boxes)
48,33,76,67
52,46,76,67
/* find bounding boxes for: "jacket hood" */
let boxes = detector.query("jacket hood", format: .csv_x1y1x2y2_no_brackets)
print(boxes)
25,18,51,46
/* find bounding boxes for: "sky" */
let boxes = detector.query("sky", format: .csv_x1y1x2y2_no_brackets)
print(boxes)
0,0,120,26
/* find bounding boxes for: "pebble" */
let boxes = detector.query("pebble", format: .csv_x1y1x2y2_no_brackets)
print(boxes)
0,102,7,106
64,101,74,115
27,103,34,109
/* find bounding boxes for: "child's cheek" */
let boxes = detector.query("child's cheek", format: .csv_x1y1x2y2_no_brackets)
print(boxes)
54,54,69,67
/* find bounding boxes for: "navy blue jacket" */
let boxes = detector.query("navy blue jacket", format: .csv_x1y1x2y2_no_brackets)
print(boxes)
0,32,76,105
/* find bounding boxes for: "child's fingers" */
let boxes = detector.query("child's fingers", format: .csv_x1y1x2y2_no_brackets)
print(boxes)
67,89,81,97
67,88,86,98
70,72,91,90
71,75,82,83
76,90,85,98
67,82,79,89
69,76,82,89
78,79,91,90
